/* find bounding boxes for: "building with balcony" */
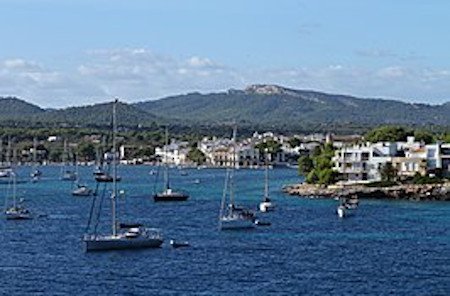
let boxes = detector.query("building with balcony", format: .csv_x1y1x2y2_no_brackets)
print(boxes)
333,142,398,182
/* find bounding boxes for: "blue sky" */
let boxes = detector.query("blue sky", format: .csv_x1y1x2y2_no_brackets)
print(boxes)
1,0,449,107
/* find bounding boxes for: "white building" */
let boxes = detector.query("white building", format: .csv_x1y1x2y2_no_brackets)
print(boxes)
333,142,398,182
333,138,450,182
155,140,190,165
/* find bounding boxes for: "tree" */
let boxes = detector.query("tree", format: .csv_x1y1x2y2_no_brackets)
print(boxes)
414,130,434,144
48,149,62,162
298,155,313,175
306,170,319,184
187,147,206,165
311,145,322,157
255,139,281,154
443,133,450,143
288,137,301,148
380,162,397,182
317,168,337,185
304,144,337,185
365,126,411,142
77,142,96,162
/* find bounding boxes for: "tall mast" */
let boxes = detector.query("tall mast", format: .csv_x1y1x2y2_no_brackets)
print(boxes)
0,137,3,166
12,172,17,208
112,99,118,237
6,136,11,166
33,137,37,167
229,124,237,206
101,135,106,168
264,150,269,199
63,139,68,166
12,142,17,166
164,126,169,190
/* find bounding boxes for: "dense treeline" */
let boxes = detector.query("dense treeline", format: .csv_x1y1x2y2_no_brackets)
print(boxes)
364,126,450,144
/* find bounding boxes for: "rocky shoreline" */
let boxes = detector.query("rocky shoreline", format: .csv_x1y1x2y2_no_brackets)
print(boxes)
282,182,450,201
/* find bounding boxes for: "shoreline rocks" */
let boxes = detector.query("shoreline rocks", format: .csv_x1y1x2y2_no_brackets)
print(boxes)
282,182,450,201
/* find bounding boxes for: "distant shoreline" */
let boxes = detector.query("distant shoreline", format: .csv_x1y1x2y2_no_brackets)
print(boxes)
282,182,450,201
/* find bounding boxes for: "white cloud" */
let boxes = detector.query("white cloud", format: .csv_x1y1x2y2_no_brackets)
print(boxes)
3,58,42,71
377,66,405,78
0,48,449,107
186,56,215,68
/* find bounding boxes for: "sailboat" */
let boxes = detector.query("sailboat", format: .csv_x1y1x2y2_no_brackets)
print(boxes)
61,139,77,181
153,127,189,202
4,172,32,220
219,125,256,230
83,99,163,251
337,196,359,218
94,142,121,183
30,137,42,182
72,154,93,197
259,152,275,213
72,184,93,197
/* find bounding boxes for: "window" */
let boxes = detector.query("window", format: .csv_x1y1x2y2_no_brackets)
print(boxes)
362,152,369,161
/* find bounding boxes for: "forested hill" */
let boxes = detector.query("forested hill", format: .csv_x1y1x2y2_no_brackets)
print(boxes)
34,101,159,127
135,85,450,127
0,98,158,128
0,97,45,119
1,85,449,131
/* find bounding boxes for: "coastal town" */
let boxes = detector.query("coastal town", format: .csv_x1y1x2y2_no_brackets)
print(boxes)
2,130,449,181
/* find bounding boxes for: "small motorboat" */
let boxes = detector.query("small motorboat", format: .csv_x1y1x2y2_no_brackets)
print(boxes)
95,173,121,183
30,169,42,178
254,220,271,226
193,179,200,184
153,188,189,202
72,184,93,196
170,239,190,248
31,168,42,182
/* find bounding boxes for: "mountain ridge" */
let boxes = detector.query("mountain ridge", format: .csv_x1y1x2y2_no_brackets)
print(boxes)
135,84,450,127
1,85,449,131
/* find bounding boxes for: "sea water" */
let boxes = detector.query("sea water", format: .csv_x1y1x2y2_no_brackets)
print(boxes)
1,165,450,295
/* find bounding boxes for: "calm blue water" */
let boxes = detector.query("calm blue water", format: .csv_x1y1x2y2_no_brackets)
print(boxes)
1,165,450,295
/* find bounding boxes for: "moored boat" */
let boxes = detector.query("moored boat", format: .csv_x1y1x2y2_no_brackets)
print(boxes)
337,196,358,218
72,184,93,196
153,127,189,202
83,99,163,251
4,172,32,220
170,239,190,248
219,125,256,231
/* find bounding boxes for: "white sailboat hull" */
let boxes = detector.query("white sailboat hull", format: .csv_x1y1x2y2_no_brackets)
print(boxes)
72,186,92,196
219,217,255,230
5,210,32,220
337,205,356,218
259,201,275,212
84,234,163,251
